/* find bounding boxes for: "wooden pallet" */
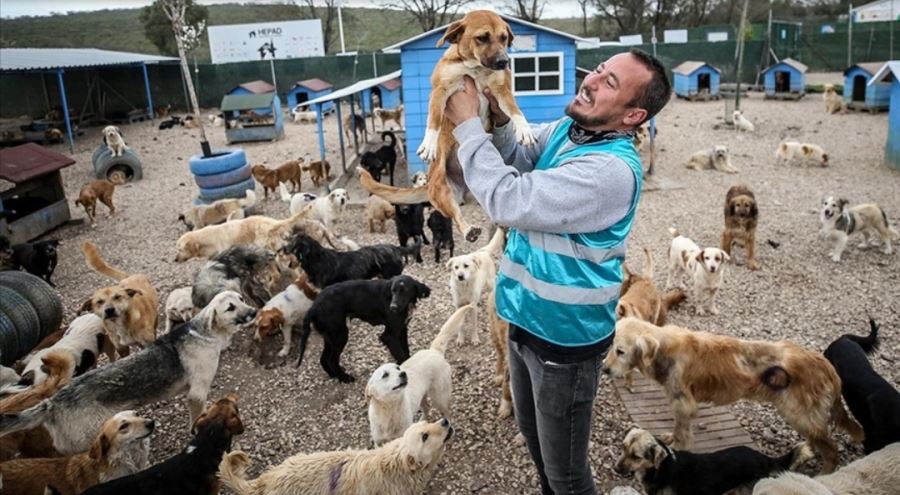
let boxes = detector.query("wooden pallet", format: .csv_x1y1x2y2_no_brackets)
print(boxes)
614,375,757,453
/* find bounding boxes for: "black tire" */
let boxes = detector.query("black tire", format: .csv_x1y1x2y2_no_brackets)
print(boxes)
194,163,252,189
93,148,143,182
189,148,246,176
91,144,108,165
0,286,40,359
0,311,19,366
0,271,63,339
198,177,256,202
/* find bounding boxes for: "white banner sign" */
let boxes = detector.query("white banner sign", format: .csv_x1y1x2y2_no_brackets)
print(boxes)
664,29,688,44
707,32,729,42
618,34,643,46
208,19,325,64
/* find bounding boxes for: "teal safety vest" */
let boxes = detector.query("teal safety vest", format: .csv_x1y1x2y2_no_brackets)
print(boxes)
495,117,643,347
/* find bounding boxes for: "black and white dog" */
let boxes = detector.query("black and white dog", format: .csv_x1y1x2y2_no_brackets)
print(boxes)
0,291,255,455
824,319,900,454
819,195,898,262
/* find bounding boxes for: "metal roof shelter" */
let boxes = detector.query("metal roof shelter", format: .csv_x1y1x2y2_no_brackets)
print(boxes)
0,48,177,152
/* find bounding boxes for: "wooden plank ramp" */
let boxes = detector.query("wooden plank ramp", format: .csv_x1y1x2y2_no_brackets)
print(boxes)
613,375,758,453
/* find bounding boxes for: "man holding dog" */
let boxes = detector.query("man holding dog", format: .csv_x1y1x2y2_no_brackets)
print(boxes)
445,48,671,494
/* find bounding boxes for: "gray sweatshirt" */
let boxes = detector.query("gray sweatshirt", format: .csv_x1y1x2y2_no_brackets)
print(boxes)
452,117,636,234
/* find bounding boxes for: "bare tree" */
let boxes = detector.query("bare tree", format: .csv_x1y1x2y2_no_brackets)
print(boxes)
388,0,474,32
507,0,547,22
576,0,592,35
299,0,339,53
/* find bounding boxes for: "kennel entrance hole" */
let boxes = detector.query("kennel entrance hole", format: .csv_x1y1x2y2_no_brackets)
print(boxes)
698,73,711,92
852,75,867,102
775,71,790,93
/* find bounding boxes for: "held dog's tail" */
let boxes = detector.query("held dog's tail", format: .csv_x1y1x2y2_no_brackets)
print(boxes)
478,226,507,258
240,189,257,208
843,318,880,354
357,167,428,205
296,313,315,367
0,351,74,408
0,399,52,438
382,131,397,149
775,443,815,471
217,451,254,495
661,288,686,310
640,247,654,279
278,182,293,203
430,305,474,355
82,240,129,281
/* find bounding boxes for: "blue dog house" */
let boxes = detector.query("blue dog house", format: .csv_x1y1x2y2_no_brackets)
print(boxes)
383,14,583,175
870,62,900,169
672,61,721,100
227,80,276,115
763,58,807,100
287,78,334,113
359,79,403,113
844,62,890,111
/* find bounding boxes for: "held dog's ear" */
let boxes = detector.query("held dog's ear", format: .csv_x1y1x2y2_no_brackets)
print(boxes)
80,298,94,314
505,24,515,47
437,19,466,47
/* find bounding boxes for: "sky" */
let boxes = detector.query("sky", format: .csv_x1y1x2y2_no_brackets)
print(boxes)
0,0,596,19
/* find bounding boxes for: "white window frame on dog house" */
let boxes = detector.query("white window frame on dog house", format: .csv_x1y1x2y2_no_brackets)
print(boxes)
510,52,564,96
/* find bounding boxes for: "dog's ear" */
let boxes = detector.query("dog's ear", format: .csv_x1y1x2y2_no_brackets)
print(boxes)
79,298,94,314
750,200,758,217
405,452,424,472
721,251,731,263
727,199,736,217
191,411,209,435
90,432,112,460
417,282,431,299
801,145,810,154
838,198,849,208
635,335,660,370
226,413,245,435
694,250,704,264
504,24,515,47
206,308,218,330
615,302,630,319
437,19,466,46
622,264,632,282
822,153,829,164
649,442,668,467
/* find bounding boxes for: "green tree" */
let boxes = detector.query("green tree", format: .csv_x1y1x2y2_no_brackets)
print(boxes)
140,0,208,56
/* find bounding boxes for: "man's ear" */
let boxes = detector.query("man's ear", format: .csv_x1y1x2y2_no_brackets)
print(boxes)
624,108,648,127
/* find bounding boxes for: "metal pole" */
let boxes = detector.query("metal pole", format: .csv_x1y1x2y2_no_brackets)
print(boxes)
848,3,853,68
372,52,378,77
734,0,750,112
891,0,895,60
141,63,155,119
316,102,327,162
335,101,347,174
270,58,277,93
337,0,346,54
767,7,773,67
56,70,74,153
648,25,658,177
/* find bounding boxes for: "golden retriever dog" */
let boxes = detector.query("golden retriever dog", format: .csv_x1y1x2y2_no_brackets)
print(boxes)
601,318,864,473
366,195,395,233
732,109,755,132
101,126,128,157
0,410,154,495
359,11,535,243
617,247,685,326
301,159,332,188
486,288,512,419
251,161,303,199
823,84,847,114
179,189,256,231
775,141,828,167
721,185,760,270
217,419,453,495
666,228,730,316
75,178,124,227
80,241,159,357
374,105,404,130
819,194,898,262
254,272,319,358
685,145,738,173
447,227,505,344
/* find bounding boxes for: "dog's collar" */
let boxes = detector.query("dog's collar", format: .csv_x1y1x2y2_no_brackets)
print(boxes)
188,329,216,343
655,435,676,462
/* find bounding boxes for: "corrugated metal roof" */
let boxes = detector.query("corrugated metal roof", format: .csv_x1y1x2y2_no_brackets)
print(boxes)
297,70,402,108
379,78,401,91
221,93,276,112
844,61,887,76
672,61,720,75
0,48,177,72
870,61,900,85
294,78,333,92
234,80,276,94
762,57,808,74
0,143,75,183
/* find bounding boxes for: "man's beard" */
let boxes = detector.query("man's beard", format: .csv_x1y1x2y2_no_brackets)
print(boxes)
565,101,611,127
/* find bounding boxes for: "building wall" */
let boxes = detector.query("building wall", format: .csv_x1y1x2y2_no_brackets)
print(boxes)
380,87,401,109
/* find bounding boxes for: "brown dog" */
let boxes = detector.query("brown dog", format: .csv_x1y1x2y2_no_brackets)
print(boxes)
0,410,155,495
75,178,122,227
359,10,535,243
374,105,404,130
602,318,864,473
252,161,303,199
486,287,512,419
342,112,366,144
617,247,685,326
302,159,332,188
721,185,759,270
80,241,159,357
365,195,395,233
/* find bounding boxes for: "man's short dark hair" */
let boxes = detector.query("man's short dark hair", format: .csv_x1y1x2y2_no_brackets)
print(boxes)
627,48,672,124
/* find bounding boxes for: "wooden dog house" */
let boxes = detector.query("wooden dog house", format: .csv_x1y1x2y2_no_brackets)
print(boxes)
220,92,285,144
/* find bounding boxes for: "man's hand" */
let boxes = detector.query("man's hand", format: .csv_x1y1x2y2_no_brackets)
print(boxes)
445,76,510,127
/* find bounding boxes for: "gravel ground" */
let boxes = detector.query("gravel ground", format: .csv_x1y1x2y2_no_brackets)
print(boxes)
9,92,899,494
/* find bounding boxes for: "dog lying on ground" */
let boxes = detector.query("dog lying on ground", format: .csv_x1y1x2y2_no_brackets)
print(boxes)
8,238,60,285
102,126,128,157
178,190,256,231
0,410,154,495
617,247,685,326
819,194,897,262
360,131,399,186
164,287,196,332
824,319,900,453
0,291,255,455
366,195,395,233
733,110,755,132
301,159,332,188
684,145,738,173
218,418,453,495
447,227,505,344
427,210,454,263
721,185,760,270
614,427,812,495
297,275,431,383
776,141,828,167
367,305,471,446
666,228,730,316
752,443,900,495
79,394,244,495
76,179,122,227
255,272,319,358
281,184,348,232
191,245,286,309
823,84,847,114
252,161,303,199
602,317,864,473
80,240,158,357
374,105,404,130
11,314,109,388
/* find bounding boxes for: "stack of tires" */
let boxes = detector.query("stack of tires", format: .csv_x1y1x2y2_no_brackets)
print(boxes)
92,144,143,182
190,148,255,203
0,271,64,366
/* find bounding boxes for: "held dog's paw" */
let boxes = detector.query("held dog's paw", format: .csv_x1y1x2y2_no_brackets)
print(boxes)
417,128,439,162
512,115,536,147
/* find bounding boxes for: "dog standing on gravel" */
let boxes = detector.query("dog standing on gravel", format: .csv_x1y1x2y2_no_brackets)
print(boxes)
252,161,303,199
447,227,505,344
102,126,128,157
191,245,285,309
301,159,332,188
684,145,738,173
13,314,110,387
721,185,760,270
254,272,319,358
366,195,395,233
281,184,348,232
374,105,404,130
819,194,897,262
9,238,60,285
76,178,123,227
164,287,197,332
666,228,730,316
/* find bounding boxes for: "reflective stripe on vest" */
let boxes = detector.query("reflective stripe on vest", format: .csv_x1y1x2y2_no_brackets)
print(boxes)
495,117,643,347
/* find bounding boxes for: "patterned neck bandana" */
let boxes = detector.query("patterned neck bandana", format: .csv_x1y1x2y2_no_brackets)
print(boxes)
567,122,635,145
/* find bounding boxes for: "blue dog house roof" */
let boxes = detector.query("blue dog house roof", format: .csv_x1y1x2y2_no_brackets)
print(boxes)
672,61,721,76
844,61,884,77
762,58,808,75
228,80,275,95
293,78,333,92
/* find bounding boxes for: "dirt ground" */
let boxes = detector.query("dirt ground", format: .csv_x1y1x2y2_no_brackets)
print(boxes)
9,91,899,494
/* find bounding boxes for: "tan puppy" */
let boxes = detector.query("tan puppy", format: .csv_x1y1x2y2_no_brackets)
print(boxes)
374,104,404,130
617,247,685,326
302,159,332,187
179,189,256,230
75,178,123,227
365,195,395,233
486,288,512,419
251,161,303,199
218,419,453,495
721,185,760,270
602,318,863,473
359,11,535,243
666,228,730,315
775,141,828,167
254,272,319,358
0,410,154,495
685,145,738,173
81,241,158,357
819,195,898,262
823,84,847,114
447,227,505,344
102,126,128,157
164,287,196,332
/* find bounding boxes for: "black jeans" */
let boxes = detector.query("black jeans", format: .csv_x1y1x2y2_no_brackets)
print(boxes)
508,335,603,495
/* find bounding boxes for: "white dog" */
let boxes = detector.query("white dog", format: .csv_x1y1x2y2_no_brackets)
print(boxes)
411,171,428,188
254,273,318,357
775,141,829,167
290,108,318,124
366,305,471,446
819,195,898,262
732,110,755,132
164,287,196,332
279,182,348,232
102,126,128,157
684,145,738,173
666,228,730,315
10,314,109,389
447,228,506,344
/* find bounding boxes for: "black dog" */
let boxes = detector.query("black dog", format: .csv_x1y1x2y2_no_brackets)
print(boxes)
9,239,60,286
395,203,430,261
824,318,900,453
0,235,14,270
360,131,399,185
427,210,454,263
297,275,430,382
281,233,420,289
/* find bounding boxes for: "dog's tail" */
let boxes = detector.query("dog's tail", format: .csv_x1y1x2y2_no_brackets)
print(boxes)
430,305,474,355
0,399,52,438
399,237,423,263
296,313,315,367
775,442,815,471
82,240,129,281
661,288,686,310
0,351,74,406
278,182,292,203
382,131,397,149
640,247,654,279
240,189,257,208
217,451,254,495
843,318,880,354
478,226,507,258
357,167,428,205
668,227,680,238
